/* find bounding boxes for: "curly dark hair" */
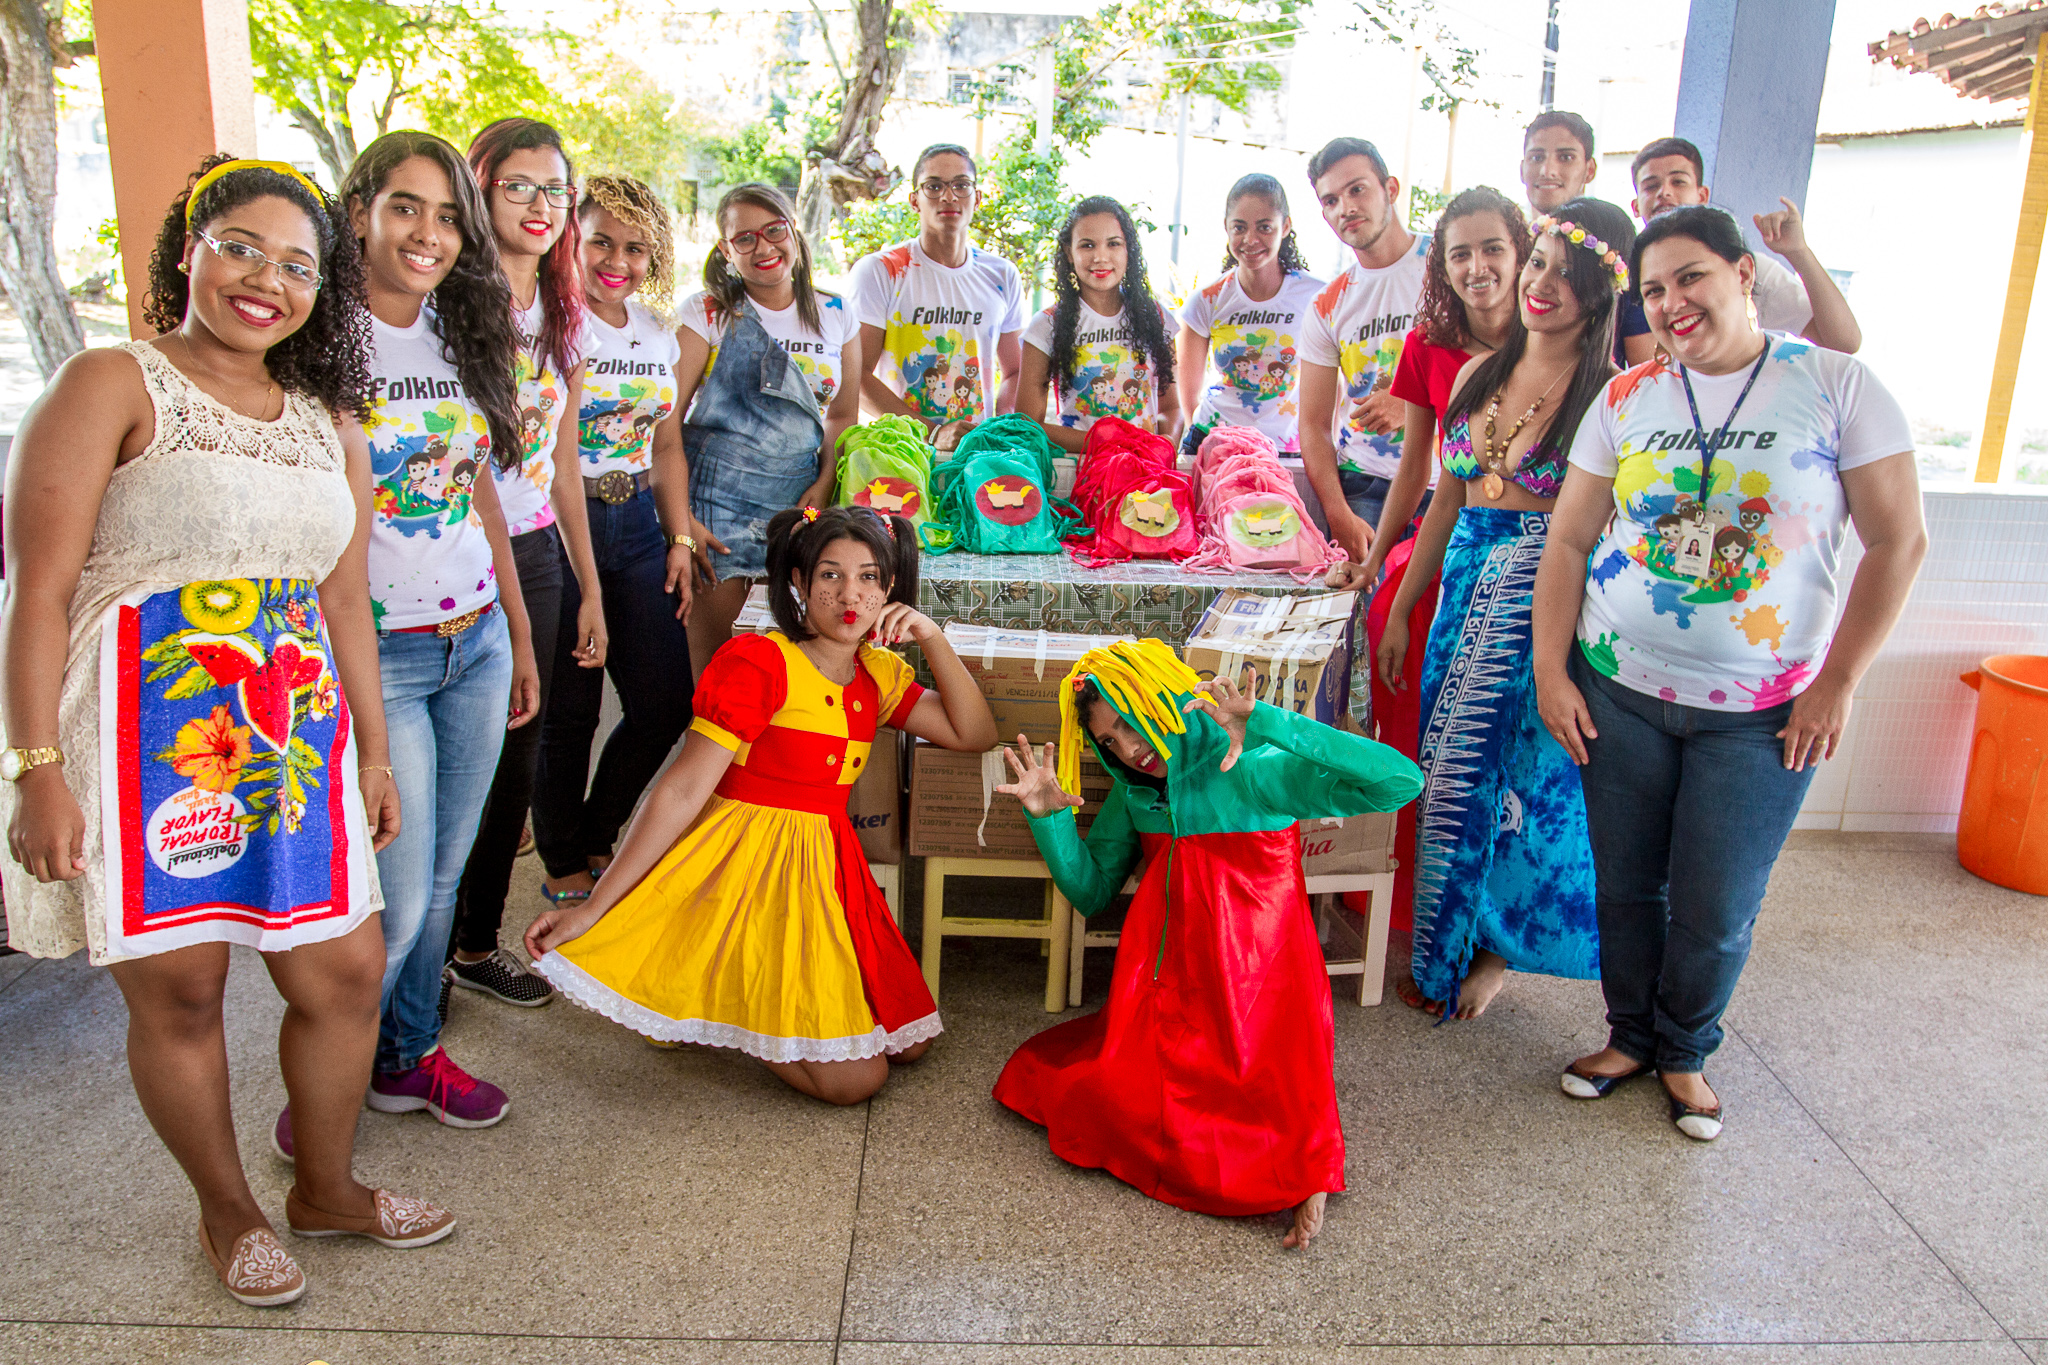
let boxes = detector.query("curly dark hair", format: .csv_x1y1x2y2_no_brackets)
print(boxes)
1216,173,1308,275
1048,196,1174,401
143,155,374,419
1415,186,1531,349
340,131,523,471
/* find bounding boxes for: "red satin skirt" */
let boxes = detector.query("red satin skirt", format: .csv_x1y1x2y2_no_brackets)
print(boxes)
993,828,1344,1217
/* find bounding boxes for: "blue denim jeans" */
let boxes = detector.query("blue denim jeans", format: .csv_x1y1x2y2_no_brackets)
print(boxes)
375,607,512,1071
532,489,694,879
1570,649,1816,1073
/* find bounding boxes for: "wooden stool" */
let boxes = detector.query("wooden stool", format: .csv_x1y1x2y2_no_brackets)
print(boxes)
1063,869,1397,1008
870,862,902,927
919,856,1070,1014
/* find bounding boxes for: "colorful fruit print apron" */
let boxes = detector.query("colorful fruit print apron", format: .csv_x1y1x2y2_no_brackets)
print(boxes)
97,576,377,957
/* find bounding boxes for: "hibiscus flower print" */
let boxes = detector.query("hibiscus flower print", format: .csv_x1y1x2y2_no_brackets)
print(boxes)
166,705,253,793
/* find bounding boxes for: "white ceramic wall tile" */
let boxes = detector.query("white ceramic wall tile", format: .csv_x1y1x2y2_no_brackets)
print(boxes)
1795,488,2048,833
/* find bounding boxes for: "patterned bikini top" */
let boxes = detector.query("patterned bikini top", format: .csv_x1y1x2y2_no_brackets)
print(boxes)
1439,411,1568,501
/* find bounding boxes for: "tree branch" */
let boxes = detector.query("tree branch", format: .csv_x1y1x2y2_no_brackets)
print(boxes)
803,0,848,85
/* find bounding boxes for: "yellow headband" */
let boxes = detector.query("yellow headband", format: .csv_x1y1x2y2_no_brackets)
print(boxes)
185,160,325,225
1054,639,1202,796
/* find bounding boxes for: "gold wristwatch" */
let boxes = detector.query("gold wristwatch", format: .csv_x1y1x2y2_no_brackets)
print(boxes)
0,747,64,781
669,532,699,551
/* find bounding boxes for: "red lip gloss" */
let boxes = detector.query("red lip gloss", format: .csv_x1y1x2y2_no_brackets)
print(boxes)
842,610,859,624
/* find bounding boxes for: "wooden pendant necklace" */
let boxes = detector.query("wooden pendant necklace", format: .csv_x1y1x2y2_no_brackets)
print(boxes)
1478,364,1573,500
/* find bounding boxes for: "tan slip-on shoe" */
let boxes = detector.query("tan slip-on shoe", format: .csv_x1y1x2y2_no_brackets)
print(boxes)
199,1221,305,1307
285,1188,456,1248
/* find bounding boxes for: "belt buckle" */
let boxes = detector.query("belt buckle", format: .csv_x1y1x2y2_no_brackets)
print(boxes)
435,606,482,638
594,470,637,505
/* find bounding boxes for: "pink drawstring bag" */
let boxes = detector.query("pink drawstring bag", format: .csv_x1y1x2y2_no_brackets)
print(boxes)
1183,425,1346,579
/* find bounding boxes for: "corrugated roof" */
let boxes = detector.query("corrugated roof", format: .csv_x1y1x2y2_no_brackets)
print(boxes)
1870,4,2048,103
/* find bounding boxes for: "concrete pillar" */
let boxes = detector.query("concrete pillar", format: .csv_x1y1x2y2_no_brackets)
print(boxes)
1674,0,1838,250
90,0,256,337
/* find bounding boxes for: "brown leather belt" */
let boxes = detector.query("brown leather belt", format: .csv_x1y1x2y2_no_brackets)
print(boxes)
395,601,493,637
584,469,652,504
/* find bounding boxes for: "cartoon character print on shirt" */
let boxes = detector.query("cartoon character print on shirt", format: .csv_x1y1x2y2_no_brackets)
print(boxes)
578,378,667,471
1210,325,1299,415
1064,343,1155,428
514,349,562,493
895,328,984,426
1589,345,1839,709
368,400,490,540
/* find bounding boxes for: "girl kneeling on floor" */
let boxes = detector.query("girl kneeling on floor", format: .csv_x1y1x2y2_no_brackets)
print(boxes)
992,641,1422,1249
526,504,996,1103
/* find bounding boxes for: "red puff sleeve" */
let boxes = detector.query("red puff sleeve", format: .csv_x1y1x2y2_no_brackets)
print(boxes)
690,634,790,750
861,645,927,728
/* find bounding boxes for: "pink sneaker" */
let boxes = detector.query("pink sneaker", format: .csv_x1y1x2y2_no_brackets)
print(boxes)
367,1047,509,1128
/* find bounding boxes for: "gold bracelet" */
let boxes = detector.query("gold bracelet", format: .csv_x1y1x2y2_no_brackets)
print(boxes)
360,765,394,776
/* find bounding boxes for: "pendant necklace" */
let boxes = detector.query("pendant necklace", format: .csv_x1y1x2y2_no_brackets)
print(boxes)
179,335,279,421
1479,364,1573,500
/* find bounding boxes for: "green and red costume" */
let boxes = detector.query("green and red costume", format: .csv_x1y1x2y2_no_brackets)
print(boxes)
994,675,1422,1217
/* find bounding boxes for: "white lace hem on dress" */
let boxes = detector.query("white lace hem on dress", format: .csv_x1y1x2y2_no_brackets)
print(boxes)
536,951,944,1063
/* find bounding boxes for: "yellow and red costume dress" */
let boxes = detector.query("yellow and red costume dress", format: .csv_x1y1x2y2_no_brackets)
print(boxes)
537,631,941,1061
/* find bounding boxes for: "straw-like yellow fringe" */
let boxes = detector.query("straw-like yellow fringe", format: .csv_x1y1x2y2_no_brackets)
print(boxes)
1054,639,1203,795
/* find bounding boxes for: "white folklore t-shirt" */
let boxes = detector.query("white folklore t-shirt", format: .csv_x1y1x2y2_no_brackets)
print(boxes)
849,238,1026,426
677,289,860,407
365,309,499,630
1020,300,1175,434
1751,253,1815,338
1297,237,1431,478
578,299,680,480
498,294,588,538
1178,269,1326,449
1568,334,1913,710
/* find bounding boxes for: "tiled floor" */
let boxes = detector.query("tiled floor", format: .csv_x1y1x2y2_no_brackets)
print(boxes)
1,832,2041,1364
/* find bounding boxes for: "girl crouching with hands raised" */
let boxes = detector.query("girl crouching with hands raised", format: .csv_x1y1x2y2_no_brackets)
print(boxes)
527,505,996,1104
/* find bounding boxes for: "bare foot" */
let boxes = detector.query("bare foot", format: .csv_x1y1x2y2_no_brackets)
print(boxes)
1282,1192,1328,1250
1450,951,1509,1019
1393,972,1437,1012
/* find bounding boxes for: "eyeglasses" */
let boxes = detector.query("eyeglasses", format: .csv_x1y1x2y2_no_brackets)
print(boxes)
490,178,577,209
918,178,977,202
193,229,321,290
725,219,792,253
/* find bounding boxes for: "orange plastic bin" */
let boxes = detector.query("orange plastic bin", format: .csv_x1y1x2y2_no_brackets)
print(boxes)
1959,654,2048,895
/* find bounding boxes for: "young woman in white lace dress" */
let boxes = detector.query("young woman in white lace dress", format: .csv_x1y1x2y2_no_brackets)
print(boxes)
0,159,452,1308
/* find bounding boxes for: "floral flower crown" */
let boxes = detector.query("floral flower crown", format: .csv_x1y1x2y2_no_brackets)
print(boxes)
1532,214,1630,289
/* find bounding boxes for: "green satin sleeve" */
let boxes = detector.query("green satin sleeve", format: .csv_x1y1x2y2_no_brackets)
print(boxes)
1237,702,1424,823
1024,783,1140,919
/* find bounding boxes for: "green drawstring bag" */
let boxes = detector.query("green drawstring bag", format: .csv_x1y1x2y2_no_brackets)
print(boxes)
837,416,934,528
920,415,1087,555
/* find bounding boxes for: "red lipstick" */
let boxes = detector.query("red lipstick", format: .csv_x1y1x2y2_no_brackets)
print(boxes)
842,610,858,624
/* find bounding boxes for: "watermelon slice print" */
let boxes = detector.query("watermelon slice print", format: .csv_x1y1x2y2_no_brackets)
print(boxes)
183,633,264,688
237,636,329,755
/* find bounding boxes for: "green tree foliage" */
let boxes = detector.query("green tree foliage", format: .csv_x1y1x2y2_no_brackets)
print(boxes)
836,1,1293,288
1349,0,1490,114
247,0,561,186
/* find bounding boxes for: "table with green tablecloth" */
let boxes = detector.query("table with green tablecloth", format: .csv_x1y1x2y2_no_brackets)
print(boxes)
914,550,1370,720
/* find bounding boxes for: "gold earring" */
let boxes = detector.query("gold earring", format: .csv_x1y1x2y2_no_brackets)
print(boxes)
1745,291,1758,328
178,262,189,274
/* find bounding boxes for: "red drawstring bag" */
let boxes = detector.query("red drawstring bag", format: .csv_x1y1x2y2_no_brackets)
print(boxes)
1067,417,1199,565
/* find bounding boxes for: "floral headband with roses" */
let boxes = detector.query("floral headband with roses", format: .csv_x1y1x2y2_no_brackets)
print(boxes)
1531,213,1630,290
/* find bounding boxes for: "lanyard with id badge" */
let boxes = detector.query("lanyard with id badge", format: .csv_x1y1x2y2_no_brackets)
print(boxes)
1669,347,1769,582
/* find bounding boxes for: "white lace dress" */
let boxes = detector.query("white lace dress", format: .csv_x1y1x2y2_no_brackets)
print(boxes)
0,342,383,963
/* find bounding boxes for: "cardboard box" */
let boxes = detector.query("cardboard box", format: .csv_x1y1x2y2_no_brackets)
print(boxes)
946,624,1132,747
732,585,776,635
851,730,904,864
1297,811,1397,877
908,741,1113,859
1183,588,1358,725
